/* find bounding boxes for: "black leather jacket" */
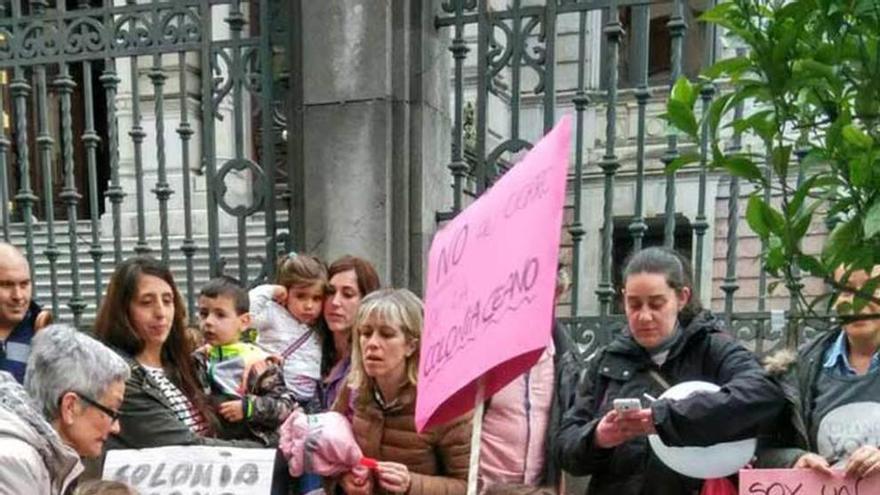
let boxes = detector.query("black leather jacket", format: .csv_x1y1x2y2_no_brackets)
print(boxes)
556,311,785,495
104,350,260,450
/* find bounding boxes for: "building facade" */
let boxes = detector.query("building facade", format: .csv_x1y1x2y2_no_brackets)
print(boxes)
0,0,829,358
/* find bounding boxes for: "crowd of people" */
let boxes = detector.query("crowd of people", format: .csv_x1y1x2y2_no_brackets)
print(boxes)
0,242,879,495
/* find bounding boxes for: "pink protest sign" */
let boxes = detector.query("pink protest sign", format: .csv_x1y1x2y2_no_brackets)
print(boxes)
415,116,572,432
739,469,880,494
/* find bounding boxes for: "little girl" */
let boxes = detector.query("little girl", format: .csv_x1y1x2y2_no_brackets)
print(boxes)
250,253,327,407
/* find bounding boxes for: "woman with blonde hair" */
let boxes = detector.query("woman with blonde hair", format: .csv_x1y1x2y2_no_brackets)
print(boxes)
333,288,472,495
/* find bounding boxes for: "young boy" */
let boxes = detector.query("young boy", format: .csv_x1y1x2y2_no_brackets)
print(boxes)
194,276,296,445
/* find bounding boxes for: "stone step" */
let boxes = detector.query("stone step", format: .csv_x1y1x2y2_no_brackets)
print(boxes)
6,214,290,326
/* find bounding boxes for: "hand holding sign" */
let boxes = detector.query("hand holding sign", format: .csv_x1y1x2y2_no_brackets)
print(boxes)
740,469,880,495
844,445,880,480
793,452,834,476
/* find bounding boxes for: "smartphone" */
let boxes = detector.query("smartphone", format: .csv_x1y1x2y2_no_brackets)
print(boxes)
613,398,642,414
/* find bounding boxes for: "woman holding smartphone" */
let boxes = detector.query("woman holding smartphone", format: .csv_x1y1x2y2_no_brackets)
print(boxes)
555,247,784,495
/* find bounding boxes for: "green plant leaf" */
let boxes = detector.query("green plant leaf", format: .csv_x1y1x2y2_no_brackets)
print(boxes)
703,56,751,80
792,209,813,241
665,152,701,174
746,195,771,238
823,217,862,266
842,124,874,149
796,254,826,278
792,59,835,80
864,200,880,239
746,195,785,239
723,155,766,183
787,175,821,217
849,154,872,187
706,93,734,139
763,202,786,236
766,237,786,273
852,276,880,313
730,110,776,143
665,100,699,138
699,1,737,24
772,145,792,178
670,77,698,109
798,150,827,169
855,90,880,120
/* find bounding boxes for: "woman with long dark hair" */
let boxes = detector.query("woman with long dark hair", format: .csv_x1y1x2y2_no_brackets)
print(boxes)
94,256,256,448
318,255,381,410
556,247,783,495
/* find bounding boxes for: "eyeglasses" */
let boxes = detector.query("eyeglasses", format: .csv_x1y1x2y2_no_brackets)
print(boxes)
74,392,122,423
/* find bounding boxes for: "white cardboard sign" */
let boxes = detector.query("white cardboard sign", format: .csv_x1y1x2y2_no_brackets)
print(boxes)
102,446,277,495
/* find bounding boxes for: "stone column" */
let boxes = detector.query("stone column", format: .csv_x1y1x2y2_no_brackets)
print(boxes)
294,1,451,290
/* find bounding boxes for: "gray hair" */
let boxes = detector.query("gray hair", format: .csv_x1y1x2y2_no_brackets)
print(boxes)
25,324,130,421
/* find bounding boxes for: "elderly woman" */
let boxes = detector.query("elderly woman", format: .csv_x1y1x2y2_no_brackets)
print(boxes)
758,265,880,480
556,247,784,495
94,256,257,448
318,255,381,410
0,324,129,494
334,288,471,495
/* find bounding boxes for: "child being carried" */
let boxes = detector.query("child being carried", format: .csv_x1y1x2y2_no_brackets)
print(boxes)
249,253,326,409
194,276,296,445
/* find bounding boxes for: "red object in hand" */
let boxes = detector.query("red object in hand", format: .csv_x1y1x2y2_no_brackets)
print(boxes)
359,457,379,470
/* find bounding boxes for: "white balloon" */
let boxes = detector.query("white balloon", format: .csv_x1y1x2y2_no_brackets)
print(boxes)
647,380,756,479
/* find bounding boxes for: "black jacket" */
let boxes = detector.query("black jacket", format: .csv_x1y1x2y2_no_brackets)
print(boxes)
755,329,840,468
105,350,260,450
555,311,784,495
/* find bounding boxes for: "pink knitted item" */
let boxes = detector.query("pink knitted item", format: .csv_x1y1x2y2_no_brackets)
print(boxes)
278,410,364,477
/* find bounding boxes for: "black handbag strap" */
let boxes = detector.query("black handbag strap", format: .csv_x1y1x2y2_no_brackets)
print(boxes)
648,368,672,391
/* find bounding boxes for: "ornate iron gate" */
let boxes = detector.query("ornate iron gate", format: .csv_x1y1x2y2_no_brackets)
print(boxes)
0,0,294,327
435,0,833,358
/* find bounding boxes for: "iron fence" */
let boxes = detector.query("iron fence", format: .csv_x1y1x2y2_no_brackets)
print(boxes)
435,0,833,358
0,0,293,326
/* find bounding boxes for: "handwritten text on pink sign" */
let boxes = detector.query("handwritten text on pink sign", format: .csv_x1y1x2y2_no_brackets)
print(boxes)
416,116,572,432
740,469,880,495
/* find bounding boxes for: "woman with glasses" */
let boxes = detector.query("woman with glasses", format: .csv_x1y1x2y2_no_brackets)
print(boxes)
0,324,130,494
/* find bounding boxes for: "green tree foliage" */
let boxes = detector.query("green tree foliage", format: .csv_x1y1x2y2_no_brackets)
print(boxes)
664,0,880,346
